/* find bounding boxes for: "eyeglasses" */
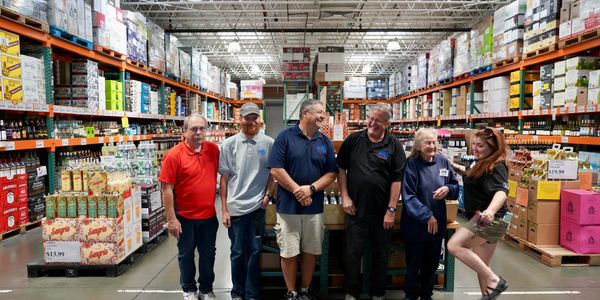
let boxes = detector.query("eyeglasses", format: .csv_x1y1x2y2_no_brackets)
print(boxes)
188,126,206,132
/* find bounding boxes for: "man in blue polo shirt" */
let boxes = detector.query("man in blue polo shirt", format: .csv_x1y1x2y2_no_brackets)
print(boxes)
268,99,338,300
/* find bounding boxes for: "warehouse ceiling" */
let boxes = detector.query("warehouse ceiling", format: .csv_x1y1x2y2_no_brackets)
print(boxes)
121,0,511,81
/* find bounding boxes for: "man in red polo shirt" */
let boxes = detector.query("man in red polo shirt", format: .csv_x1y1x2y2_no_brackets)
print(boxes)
159,114,220,300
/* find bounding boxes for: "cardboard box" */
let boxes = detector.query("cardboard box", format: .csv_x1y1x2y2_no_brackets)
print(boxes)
42,218,80,241
508,222,518,236
324,204,345,225
2,78,23,104
1,54,21,79
565,70,590,87
560,189,600,225
1,206,19,232
516,186,529,207
0,29,20,56
578,171,599,190
528,179,580,201
560,217,600,254
564,86,588,106
528,199,560,224
588,87,599,105
78,217,124,242
260,252,280,270
518,220,528,240
528,222,559,245
565,56,599,71
81,241,125,265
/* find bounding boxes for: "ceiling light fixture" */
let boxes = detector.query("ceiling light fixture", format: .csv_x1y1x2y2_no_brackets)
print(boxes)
228,41,241,53
361,64,372,74
387,40,401,51
251,65,261,75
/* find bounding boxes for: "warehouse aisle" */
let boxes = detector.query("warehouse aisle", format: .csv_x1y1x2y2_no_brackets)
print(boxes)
1,200,600,300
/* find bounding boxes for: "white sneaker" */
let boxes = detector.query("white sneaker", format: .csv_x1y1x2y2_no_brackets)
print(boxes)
345,294,357,300
183,291,198,300
200,292,217,300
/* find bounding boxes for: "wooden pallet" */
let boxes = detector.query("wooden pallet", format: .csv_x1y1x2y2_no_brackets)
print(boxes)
0,7,49,32
147,66,164,76
470,65,492,75
415,87,427,92
0,220,42,242
502,234,600,267
192,84,199,89
94,45,126,60
165,72,179,81
438,78,452,85
523,44,558,60
140,229,168,254
493,56,521,69
315,81,344,86
453,73,471,81
559,29,600,49
427,82,440,89
126,58,146,70
180,78,191,86
50,26,93,50
201,87,208,92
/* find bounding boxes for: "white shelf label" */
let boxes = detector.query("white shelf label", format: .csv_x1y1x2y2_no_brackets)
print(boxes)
61,139,69,146
35,104,49,112
36,140,44,148
37,166,47,177
109,137,115,143
98,137,105,144
587,105,596,113
561,136,569,143
44,241,81,263
119,136,124,142
567,106,576,113
4,142,15,151
532,136,539,141
80,138,87,145
548,160,578,180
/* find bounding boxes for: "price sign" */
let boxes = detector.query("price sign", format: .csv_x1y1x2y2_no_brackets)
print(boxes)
4,142,15,151
61,139,69,146
121,117,129,128
36,140,44,148
80,138,87,145
44,241,81,263
547,160,578,180
37,166,47,177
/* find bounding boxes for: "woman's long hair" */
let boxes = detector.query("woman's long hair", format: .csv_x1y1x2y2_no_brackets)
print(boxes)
408,128,438,159
467,127,508,179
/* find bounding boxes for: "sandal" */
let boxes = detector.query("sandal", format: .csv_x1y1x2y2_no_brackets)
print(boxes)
483,277,508,299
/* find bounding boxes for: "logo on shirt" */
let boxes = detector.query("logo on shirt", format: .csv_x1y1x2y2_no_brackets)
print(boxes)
317,145,327,154
502,182,509,190
258,149,266,156
376,149,390,160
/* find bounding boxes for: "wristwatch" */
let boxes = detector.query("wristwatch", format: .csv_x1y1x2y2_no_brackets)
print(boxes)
309,184,316,195
388,206,397,213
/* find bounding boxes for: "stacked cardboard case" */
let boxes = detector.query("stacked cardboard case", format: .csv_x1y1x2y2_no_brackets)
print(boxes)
416,54,428,89
509,69,538,110
344,77,367,99
92,0,126,54
209,66,220,95
49,0,93,42
282,47,310,81
164,33,180,78
427,38,454,85
0,30,23,104
240,80,263,100
563,57,600,107
141,184,165,242
21,55,47,104
590,69,600,105
388,73,396,98
470,17,494,71
453,32,471,78
314,47,345,83
53,59,100,109
179,50,191,82
367,80,388,100
1,0,48,23
189,48,202,88
146,20,165,73
124,11,148,65
0,173,28,234
126,80,150,114
405,65,417,93
451,86,468,115
200,55,210,91
560,190,600,254
492,0,527,65
483,76,510,113
559,0,600,41
523,0,561,56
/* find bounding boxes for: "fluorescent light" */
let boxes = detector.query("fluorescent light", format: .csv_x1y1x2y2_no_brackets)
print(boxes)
237,55,274,62
251,65,261,75
361,64,372,74
387,40,401,51
228,41,241,53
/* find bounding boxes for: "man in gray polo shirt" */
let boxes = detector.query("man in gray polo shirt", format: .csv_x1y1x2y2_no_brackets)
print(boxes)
219,102,275,300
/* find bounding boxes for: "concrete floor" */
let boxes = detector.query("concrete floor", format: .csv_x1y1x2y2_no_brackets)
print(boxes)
1,201,599,300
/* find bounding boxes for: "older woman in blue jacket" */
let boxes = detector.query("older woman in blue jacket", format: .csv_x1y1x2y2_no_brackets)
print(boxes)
401,128,459,300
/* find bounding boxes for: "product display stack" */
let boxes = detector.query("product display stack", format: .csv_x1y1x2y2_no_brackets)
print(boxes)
0,29,23,104
509,69,538,110
427,37,455,85
146,20,165,74
523,0,561,58
492,0,527,67
53,59,100,109
453,32,471,79
124,10,148,66
559,0,600,43
0,156,29,234
367,79,388,100
344,77,367,100
560,189,600,254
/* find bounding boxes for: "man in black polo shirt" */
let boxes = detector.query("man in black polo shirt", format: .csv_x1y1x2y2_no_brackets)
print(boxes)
337,103,406,300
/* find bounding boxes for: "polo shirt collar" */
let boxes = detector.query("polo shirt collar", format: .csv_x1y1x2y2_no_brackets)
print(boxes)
182,139,204,155
361,128,392,145
294,124,323,140
236,132,258,144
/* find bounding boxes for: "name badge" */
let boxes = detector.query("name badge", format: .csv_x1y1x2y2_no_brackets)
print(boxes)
439,168,449,177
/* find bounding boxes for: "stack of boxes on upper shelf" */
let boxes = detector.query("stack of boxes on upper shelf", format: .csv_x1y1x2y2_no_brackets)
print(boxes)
124,10,147,66
313,47,345,83
92,0,125,53
0,29,24,104
427,38,455,85
559,0,600,42
54,59,99,109
344,77,367,100
367,79,388,100
524,0,561,57
493,0,526,66
510,70,538,110
453,32,471,78
48,0,94,45
282,47,310,82
506,146,599,252
1,0,48,23
470,17,494,72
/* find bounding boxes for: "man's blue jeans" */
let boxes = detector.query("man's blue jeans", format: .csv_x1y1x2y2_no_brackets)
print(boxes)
177,215,218,294
228,208,265,300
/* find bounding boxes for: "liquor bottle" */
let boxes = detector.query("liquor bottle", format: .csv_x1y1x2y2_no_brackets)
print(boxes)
0,120,6,141
20,121,27,140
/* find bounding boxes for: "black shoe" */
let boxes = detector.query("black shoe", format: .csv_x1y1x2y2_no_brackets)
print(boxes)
482,277,508,300
284,291,298,300
298,287,318,300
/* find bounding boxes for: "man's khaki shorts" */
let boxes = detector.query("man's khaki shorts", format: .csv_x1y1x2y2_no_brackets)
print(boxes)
274,213,325,258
